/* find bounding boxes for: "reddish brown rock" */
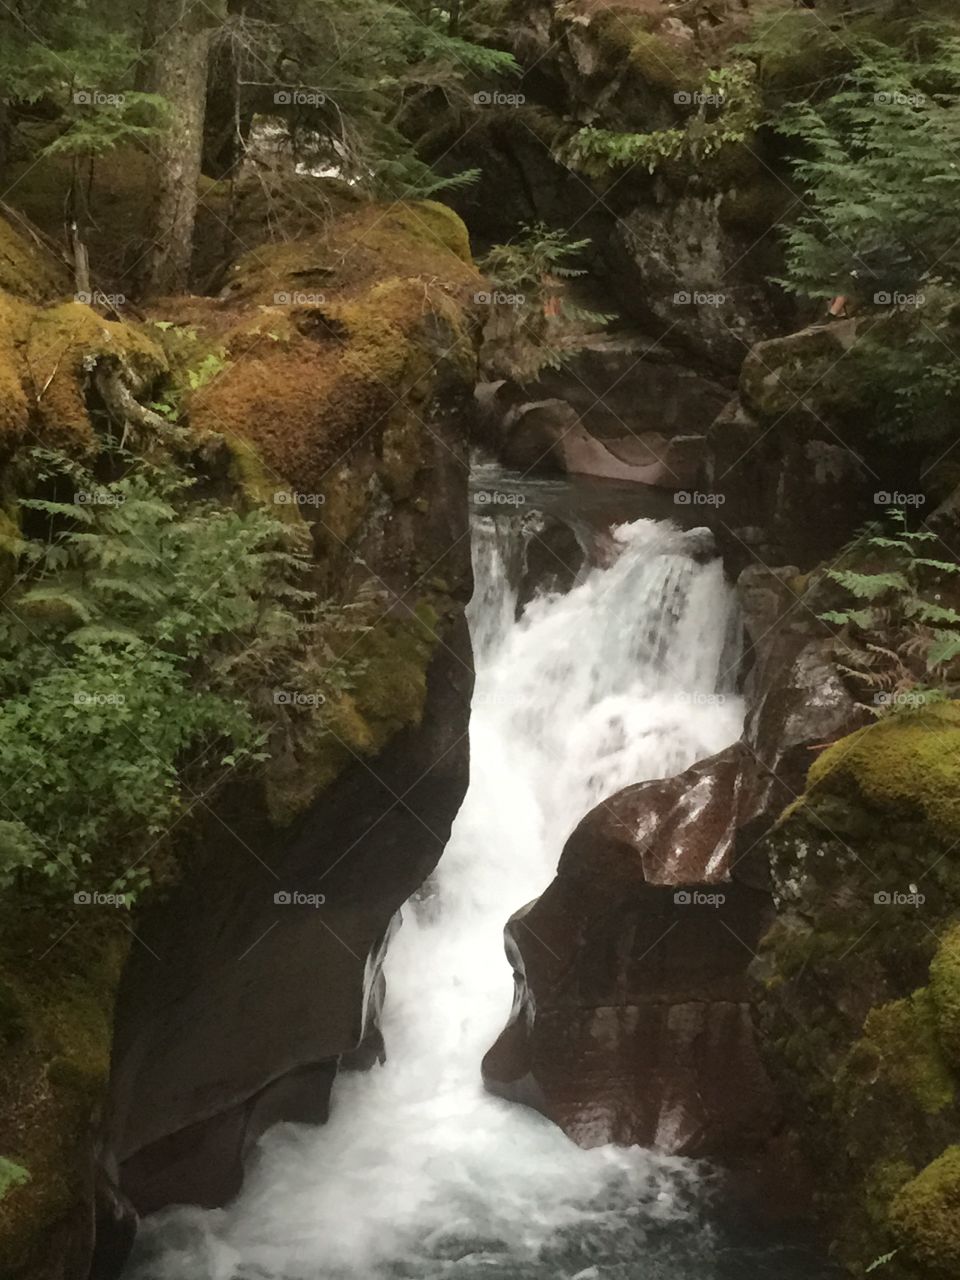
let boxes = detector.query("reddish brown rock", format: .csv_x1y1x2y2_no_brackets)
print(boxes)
482,746,777,1162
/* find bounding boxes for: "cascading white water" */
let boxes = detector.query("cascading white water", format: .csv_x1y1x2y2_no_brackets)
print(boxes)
129,508,750,1280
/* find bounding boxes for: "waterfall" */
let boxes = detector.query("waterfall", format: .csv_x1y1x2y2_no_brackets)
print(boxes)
128,502,755,1280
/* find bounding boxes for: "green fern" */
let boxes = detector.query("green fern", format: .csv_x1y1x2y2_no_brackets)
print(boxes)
821,510,960,700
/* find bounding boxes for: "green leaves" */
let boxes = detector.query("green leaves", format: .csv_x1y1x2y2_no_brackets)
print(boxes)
0,446,314,900
558,61,759,178
766,17,960,299
821,510,960,694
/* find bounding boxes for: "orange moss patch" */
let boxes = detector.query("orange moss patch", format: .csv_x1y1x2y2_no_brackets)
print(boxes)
188,201,479,493
21,302,165,445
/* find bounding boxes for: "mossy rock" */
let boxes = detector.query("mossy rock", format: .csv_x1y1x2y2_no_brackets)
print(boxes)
0,293,166,450
890,1146,960,1274
265,601,443,826
0,909,127,1275
193,203,477,497
0,213,70,304
842,989,956,1116
930,924,960,1067
628,30,701,95
806,704,960,844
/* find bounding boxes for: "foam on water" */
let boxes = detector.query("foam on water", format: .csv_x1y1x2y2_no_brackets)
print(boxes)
127,513,746,1280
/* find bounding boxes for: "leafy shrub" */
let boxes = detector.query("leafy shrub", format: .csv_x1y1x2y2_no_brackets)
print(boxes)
769,28,960,302
819,509,960,711
479,223,614,381
558,62,760,177
0,446,313,899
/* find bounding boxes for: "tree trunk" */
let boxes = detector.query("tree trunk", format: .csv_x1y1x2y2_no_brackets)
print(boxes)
142,0,225,298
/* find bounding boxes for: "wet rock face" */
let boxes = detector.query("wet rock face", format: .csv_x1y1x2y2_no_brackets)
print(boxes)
111,616,473,1215
481,747,779,1164
477,332,729,490
699,322,915,573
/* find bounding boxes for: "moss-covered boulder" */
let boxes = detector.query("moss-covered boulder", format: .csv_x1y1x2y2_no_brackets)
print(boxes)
890,1147,960,1276
930,925,960,1068
753,706,960,1276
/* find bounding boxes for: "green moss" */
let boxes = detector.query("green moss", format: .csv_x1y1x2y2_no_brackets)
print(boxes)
0,214,69,304
806,704,960,843
844,990,956,1116
0,295,166,450
863,1159,915,1228
891,1146,960,1273
384,200,472,264
266,601,443,826
930,924,960,1067
628,31,699,94
0,1159,29,1201
0,909,127,1274
590,11,700,95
